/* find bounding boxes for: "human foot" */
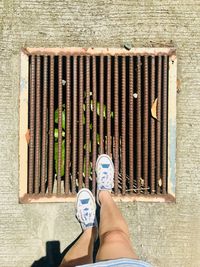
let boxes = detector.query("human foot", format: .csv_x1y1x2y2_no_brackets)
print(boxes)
96,154,114,205
76,188,97,231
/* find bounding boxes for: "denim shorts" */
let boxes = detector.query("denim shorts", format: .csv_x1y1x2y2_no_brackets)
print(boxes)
76,258,152,267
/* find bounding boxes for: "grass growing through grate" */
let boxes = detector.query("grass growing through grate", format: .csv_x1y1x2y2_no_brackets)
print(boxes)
54,96,114,188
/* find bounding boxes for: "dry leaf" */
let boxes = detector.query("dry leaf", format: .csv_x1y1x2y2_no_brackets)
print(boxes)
25,129,30,144
151,98,158,120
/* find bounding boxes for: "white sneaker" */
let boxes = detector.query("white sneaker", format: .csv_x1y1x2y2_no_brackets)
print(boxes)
96,154,114,205
76,188,97,231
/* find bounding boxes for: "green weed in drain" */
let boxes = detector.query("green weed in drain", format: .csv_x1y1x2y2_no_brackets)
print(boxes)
54,94,114,178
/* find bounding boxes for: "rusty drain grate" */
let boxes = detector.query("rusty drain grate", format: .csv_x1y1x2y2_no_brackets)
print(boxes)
19,48,177,203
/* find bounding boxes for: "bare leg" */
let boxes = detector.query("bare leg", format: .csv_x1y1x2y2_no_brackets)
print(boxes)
60,227,97,267
96,191,138,261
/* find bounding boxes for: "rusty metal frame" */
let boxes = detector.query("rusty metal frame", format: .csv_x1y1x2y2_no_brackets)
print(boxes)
23,47,175,56
19,52,29,200
20,193,175,203
19,47,177,203
167,54,177,198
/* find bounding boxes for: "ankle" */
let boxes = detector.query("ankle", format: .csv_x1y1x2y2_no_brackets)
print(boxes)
98,190,111,204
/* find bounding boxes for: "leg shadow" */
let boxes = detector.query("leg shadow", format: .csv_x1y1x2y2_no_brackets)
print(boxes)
31,240,61,267
93,204,100,260
32,206,101,267
31,233,85,267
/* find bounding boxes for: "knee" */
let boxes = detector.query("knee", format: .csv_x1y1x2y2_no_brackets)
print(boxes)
101,229,129,244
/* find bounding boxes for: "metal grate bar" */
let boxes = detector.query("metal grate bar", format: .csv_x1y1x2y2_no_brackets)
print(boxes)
162,55,168,194
41,55,48,194
34,55,41,194
72,56,78,194
85,56,90,188
48,56,54,194
92,56,97,195
156,55,162,193
136,55,141,193
28,55,35,194
57,56,62,194
150,56,156,194
100,56,104,154
106,56,111,156
129,56,134,194
65,56,71,194
143,56,149,194
114,56,119,195
121,56,126,195
78,56,84,190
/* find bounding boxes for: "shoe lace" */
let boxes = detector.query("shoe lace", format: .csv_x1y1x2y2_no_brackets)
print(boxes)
98,166,112,187
77,204,94,225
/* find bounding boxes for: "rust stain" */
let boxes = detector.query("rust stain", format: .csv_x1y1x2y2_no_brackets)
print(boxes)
25,129,30,144
24,47,176,56
171,54,176,62
177,79,181,93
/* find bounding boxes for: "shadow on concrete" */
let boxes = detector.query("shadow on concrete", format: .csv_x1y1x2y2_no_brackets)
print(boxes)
32,206,100,267
31,235,100,267
31,240,62,267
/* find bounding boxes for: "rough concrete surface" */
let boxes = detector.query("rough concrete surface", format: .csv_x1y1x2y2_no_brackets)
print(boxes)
0,0,200,266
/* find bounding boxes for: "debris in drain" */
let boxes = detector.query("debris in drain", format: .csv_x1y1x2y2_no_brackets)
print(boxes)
133,93,138,98
25,129,30,144
62,80,66,86
151,98,158,120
